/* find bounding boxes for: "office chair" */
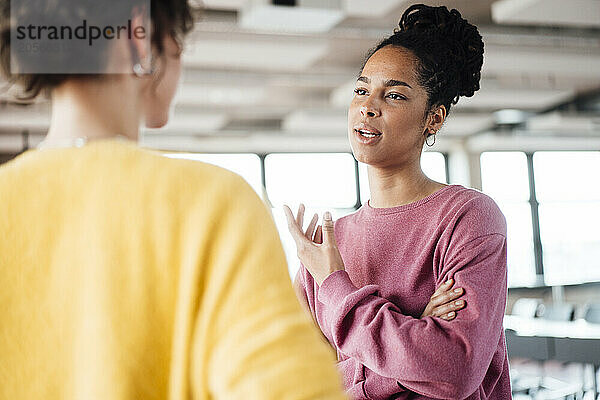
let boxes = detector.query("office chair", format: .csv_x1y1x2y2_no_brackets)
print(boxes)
512,298,543,318
537,303,576,322
510,301,582,399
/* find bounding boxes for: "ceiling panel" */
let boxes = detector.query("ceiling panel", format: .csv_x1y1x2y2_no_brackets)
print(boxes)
1,0,599,147
330,79,356,108
483,45,600,79
343,0,410,18
456,85,575,111
201,0,249,11
0,105,50,131
174,84,268,106
143,112,229,136
440,114,495,136
282,109,348,134
182,38,329,71
526,112,600,133
240,4,345,33
492,0,600,28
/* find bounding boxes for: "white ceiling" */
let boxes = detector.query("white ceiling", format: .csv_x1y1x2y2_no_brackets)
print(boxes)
1,0,599,153
239,3,345,33
492,0,600,28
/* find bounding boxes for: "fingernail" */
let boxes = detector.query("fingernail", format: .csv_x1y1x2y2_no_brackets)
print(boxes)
447,311,455,317
454,288,462,293
455,300,463,306
446,279,453,285
324,211,332,220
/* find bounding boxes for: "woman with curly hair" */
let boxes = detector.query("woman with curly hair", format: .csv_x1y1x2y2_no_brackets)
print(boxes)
285,4,511,399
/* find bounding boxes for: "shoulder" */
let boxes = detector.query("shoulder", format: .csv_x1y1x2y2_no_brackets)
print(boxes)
134,145,255,196
332,207,362,233
134,145,240,182
438,185,507,239
136,147,278,243
433,187,508,271
95,141,265,216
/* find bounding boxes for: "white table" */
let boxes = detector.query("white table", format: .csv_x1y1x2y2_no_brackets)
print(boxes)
504,315,600,340
503,315,600,395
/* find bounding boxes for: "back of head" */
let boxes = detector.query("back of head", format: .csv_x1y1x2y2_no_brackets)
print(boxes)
0,0,198,100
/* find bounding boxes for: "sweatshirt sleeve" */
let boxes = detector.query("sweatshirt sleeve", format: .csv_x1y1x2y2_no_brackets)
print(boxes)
190,173,346,400
317,232,508,400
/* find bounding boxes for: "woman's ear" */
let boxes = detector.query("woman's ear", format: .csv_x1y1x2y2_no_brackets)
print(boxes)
129,5,152,74
425,105,447,135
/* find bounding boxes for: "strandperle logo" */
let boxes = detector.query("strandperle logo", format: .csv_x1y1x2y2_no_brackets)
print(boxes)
10,0,151,74
16,19,146,47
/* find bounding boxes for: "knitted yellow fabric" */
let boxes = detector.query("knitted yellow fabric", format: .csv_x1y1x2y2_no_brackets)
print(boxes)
0,139,345,400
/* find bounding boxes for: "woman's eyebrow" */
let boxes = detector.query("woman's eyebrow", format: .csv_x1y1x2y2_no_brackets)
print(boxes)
356,76,412,89
384,79,412,89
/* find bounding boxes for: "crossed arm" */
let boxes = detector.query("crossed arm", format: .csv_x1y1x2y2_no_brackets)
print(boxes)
284,203,508,399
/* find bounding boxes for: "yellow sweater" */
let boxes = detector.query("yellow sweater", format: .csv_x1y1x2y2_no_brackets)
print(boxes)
0,140,345,400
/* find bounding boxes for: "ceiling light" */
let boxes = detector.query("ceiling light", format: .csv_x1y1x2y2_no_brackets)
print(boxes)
201,0,249,11
492,0,600,28
493,109,530,126
343,0,408,18
183,39,329,71
174,84,267,106
239,4,344,33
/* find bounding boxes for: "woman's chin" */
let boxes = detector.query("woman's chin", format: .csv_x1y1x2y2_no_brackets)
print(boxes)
145,118,169,130
352,147,379,166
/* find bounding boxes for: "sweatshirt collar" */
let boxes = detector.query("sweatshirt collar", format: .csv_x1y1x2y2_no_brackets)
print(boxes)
362,184,461,216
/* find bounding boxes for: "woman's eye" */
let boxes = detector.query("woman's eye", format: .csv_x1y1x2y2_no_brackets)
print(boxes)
387,93,407,101
353,88,367,96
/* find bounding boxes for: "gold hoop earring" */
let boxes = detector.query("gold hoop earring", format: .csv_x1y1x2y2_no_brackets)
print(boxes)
425,131,436,147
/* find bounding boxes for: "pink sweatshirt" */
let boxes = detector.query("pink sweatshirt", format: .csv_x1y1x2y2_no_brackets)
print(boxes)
298,184,512,399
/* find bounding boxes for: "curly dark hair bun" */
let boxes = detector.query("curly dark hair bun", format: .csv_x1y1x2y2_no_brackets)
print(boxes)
365,3,484,113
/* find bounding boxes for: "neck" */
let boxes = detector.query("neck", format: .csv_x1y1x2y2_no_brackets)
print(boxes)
44,77,141,144
367,161,445,208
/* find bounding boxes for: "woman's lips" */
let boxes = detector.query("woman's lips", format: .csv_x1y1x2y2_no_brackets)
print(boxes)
354,123,383,145
354,128,383,145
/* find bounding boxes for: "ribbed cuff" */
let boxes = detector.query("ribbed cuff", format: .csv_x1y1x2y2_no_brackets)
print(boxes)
317,270,359,305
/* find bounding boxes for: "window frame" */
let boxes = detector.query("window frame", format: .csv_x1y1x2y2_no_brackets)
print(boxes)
481,150,600,288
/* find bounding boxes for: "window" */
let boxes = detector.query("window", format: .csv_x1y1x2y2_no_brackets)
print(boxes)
265,153,357,209
421,151,447,184
265,153,358,277
358,151,447,205
481,152,537,287
163,153,263,195
533,151,600,285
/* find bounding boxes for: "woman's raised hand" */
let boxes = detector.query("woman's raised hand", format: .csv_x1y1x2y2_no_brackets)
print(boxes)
284,204,466,320
421,279,466,321
283,204,345,285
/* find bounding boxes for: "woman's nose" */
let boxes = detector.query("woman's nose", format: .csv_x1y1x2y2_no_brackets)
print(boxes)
360,105,380,118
